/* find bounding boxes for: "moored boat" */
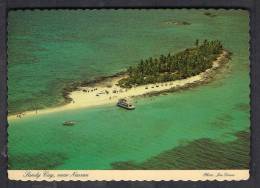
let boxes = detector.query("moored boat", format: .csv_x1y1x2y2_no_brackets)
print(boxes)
117,99,135,110
63,121,76,126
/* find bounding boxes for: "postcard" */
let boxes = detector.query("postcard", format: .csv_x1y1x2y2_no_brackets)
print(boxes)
7,9,250,181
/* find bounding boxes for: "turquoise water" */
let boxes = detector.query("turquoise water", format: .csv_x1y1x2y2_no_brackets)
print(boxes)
8,9,250,169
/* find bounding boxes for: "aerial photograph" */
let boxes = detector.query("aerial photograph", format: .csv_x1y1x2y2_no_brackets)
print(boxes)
8,9,249,170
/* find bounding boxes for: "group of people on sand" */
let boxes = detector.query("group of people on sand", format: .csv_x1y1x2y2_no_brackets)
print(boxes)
16,108,38,119
81,82,176,97
143,82,174,90
78,81,176,103
16,112,25,119
82,86,128,96
82,88,98,93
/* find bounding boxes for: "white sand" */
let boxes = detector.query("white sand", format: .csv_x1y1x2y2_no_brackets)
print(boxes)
8,51,228,121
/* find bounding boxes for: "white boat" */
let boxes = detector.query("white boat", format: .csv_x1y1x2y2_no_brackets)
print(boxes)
63,121,76,126
117,99,135,110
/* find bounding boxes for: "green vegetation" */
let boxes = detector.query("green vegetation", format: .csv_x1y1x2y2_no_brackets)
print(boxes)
118,40,224,88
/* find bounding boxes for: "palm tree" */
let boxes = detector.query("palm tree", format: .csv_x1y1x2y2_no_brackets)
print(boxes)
195,39,199,47
119,39,223,88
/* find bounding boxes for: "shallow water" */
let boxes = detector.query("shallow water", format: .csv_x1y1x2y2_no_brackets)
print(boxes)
8,9,250,169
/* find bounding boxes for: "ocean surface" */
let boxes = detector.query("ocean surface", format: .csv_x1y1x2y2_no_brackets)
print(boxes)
8,9,250,169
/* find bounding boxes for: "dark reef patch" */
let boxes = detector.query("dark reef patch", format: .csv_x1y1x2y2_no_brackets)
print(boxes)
9,152,68,170
111,131,249,169
210,113,234,128
233,103,250,112
163,20,191,26
204,12,217,18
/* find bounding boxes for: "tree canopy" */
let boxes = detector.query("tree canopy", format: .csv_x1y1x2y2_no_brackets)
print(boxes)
118,40,223,88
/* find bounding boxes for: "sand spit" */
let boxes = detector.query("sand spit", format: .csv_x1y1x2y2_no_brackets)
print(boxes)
9,51,230,121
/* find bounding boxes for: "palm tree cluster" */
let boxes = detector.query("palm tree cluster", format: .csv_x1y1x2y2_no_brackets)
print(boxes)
118,40,223,88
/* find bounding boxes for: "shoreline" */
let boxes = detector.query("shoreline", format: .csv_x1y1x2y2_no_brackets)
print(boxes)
8,50,230,121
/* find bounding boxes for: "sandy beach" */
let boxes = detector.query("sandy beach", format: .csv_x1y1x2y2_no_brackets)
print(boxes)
9,51,229,121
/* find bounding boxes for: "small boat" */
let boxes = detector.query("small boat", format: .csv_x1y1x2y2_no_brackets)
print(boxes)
117,99,135,110
63,121,76,126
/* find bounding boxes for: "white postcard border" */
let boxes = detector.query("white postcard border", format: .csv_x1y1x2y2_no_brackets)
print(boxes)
8,170,249,181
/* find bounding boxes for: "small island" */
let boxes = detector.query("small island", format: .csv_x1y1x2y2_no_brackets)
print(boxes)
9,39,231,120
118,40,224,88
